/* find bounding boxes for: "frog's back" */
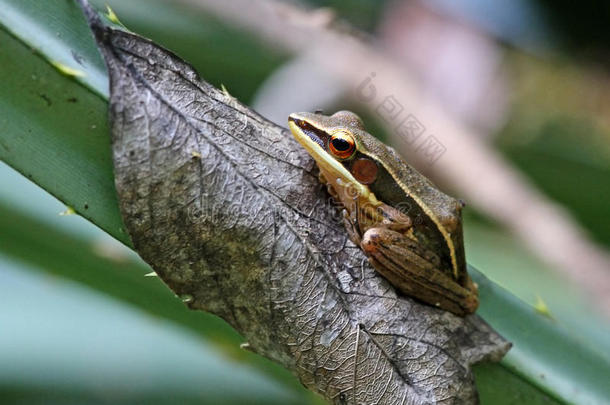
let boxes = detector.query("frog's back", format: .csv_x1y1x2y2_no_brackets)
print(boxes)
358,135,467,283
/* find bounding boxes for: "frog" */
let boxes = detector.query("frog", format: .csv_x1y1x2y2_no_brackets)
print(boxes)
288,110,478,316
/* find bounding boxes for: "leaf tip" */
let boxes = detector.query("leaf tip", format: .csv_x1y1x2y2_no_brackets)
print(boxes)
533,294,553,319
59,206,76,216
220,83,232,98
105,5,124,27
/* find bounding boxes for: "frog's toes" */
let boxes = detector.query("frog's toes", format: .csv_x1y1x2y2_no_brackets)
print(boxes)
361,229,383,255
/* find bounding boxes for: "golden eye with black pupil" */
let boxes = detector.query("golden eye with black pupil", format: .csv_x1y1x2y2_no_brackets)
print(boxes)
328,131,355,160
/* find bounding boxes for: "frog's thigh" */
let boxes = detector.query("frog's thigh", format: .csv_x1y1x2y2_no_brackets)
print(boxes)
360,227,476,316
361,228,433,271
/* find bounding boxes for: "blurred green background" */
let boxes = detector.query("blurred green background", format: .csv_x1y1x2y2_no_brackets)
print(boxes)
1,0,609,404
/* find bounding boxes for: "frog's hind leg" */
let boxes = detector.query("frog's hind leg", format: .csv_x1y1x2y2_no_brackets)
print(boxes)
361,227,478,316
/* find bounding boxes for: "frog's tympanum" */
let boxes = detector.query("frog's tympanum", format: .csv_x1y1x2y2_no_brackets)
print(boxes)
288,111,478,316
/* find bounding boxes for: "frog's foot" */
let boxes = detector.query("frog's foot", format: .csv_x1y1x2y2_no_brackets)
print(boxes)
376,203,413,232
360,227,479,316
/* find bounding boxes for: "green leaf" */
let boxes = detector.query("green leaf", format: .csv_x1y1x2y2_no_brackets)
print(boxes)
0,1,123,244
1,1,609,404
0,253,308,405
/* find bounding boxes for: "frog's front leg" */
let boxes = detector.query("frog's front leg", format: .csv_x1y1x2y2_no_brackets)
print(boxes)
341,208,362,246
341,199,412,248
360,227,479,316
339,192,368,246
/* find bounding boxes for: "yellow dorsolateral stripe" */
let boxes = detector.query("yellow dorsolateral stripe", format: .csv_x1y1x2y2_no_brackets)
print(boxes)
375,160,459,279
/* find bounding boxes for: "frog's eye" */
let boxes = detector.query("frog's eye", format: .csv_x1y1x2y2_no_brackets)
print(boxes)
329,131,356,160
